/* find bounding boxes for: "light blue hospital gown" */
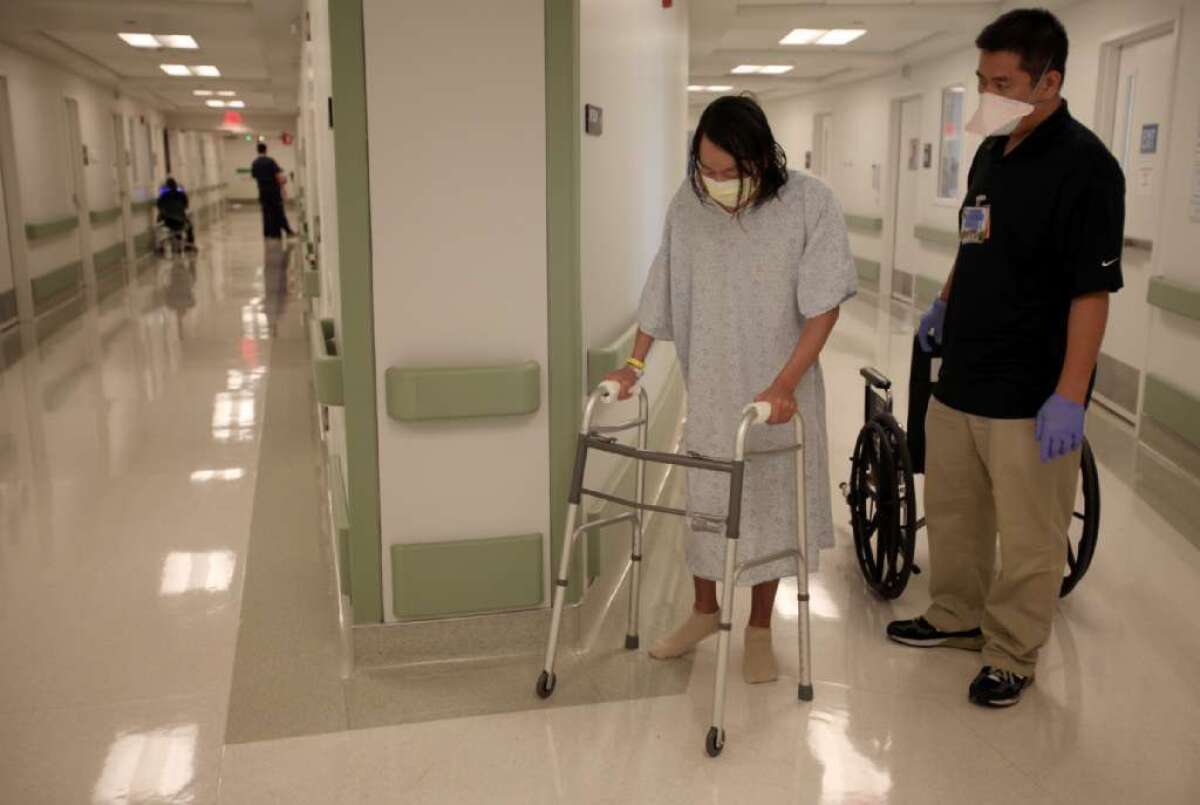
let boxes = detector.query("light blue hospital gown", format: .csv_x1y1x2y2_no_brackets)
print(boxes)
637,171,856,584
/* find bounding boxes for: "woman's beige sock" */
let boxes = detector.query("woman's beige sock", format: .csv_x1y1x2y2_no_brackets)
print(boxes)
648,609,720,659
743,625,778,684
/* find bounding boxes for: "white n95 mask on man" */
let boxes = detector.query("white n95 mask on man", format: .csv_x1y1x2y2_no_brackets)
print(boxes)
965,92,1036,137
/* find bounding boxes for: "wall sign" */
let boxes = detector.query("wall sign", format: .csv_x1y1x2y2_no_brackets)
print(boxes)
1140,123,1159,154
584,104,603,136
922,143,933,169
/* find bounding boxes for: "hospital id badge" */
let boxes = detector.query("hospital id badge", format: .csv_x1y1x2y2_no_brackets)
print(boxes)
960,199,990,244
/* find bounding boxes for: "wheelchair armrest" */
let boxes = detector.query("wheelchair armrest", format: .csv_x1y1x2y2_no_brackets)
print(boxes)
859,367,892,391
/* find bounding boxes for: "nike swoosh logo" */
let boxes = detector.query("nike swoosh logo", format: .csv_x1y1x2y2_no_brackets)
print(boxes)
1101,257,1119,267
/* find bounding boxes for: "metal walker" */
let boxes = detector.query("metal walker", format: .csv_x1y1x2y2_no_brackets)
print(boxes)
535,380,813,758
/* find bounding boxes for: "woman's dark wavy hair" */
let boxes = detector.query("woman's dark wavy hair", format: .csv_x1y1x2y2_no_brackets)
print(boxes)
689,93,788,210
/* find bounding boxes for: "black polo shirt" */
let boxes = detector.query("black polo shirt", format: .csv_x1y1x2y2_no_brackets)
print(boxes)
935,101,1125,419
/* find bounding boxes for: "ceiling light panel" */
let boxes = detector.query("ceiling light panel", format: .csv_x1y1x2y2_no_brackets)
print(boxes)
119,33,160,48
160,64,191,76
779,29,825,46
156,35,198,49
193,89,213,96
707,85,733,92
731,65,792,75
193,65,221,77
816,29,867,46
205,100,226,108
217,90,236,97
227,100,245,108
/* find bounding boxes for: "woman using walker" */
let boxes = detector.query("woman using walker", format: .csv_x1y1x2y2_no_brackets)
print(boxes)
606,94,856,684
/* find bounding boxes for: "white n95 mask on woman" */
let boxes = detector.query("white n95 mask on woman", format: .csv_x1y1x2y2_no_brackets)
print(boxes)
703,175,755,208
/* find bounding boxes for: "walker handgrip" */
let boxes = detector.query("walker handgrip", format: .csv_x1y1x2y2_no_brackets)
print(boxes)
598,380,639,403
743,401,773,423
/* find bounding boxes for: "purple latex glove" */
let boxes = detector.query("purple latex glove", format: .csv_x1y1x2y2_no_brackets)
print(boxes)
1035,393,1085,463
917,298,947,353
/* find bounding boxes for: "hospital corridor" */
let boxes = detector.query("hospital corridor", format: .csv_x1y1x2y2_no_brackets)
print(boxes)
0,1,1199,803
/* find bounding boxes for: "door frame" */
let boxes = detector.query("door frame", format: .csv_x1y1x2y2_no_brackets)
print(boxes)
1092,15,1180,427
0,77,34,349
882,92,923,304
64,96,97,308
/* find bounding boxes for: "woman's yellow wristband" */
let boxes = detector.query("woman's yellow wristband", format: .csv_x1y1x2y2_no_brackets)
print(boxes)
625,357,646,372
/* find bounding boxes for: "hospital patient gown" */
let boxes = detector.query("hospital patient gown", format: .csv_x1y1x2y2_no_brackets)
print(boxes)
637,171,856,585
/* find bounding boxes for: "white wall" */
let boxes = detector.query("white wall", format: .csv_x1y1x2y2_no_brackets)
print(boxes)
298,0,346,501
363,0,549,621
578,0,689,508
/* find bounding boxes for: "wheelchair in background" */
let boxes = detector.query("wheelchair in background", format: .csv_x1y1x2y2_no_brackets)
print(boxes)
841,338,1101,601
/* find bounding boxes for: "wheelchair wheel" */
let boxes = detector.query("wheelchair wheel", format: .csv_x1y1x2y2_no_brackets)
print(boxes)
875,415,918,599
1060,438,1100,597
848,418,916,600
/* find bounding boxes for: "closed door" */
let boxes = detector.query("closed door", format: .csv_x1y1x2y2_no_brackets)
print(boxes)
1100,29,1175,418
891,96,923,302
64,97,95,304
811,113,833,178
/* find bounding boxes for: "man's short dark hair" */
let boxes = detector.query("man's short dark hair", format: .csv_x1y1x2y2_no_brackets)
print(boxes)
976,8,1069,83
256,142,267,154
164,177,178,190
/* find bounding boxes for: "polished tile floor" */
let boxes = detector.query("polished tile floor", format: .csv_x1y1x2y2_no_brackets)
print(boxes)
2,214,1199,803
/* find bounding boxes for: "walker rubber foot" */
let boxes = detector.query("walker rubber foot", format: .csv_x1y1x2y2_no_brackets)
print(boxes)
798,684,814,701
624,634,639,650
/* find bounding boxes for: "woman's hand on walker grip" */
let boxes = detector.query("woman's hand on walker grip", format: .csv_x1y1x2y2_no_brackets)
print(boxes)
754,381,798,425
604,366,641,401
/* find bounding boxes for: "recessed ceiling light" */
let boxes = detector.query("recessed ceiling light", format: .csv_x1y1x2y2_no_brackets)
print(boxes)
119,33,160,48
205,100,226,108
816,29,866,46
156,34,198,49
227,100,245,108
706,85,733,92
731,65,792,75
217,90,236,97
193,65,221,77
687,85,706,92
193,89,213,96
779,29,825,46
160,64,191,76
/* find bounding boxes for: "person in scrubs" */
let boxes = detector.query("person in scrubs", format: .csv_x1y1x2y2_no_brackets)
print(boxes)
606,94,856,684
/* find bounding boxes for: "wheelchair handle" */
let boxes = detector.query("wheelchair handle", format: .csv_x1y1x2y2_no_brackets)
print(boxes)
859,367,892,391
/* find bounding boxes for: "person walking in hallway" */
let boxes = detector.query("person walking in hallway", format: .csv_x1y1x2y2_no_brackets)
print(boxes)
886,8,1125,708
250,142,294,239
606,94,856,685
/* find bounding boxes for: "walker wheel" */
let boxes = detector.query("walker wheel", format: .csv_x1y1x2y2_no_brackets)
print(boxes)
705,727,724,757
535,670,556,699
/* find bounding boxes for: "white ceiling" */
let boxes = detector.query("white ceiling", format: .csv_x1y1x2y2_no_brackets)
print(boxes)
0,0,303,116
690,0,1084,101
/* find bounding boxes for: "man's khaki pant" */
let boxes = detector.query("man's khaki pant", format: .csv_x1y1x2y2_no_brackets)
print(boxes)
923,397,1079,678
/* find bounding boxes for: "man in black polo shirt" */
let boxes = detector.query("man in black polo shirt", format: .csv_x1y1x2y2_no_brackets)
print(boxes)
250,142,295,239
887,9,1124,707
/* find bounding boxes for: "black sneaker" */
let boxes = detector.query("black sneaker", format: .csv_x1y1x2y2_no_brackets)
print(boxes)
969,666,1030,707
886,617,985,650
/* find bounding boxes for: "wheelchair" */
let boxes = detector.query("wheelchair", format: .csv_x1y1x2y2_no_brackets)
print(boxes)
157,219,190,258
841,338,1101,601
